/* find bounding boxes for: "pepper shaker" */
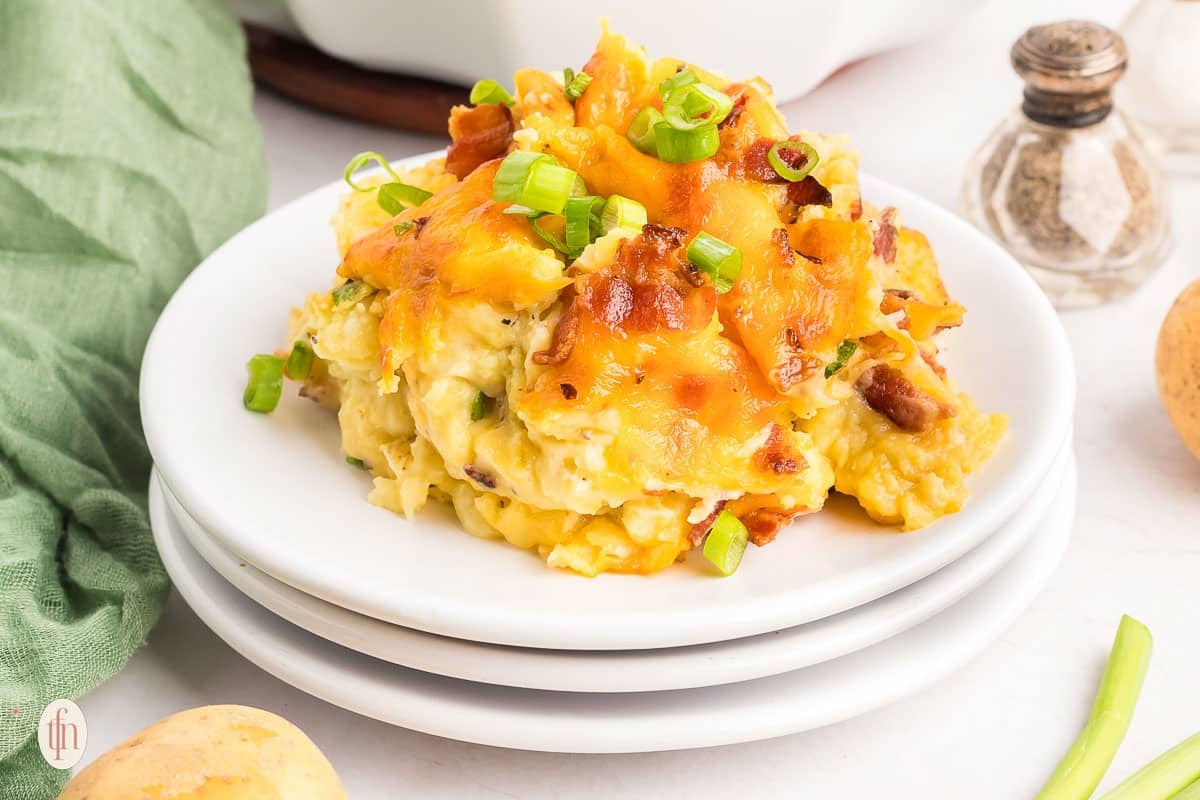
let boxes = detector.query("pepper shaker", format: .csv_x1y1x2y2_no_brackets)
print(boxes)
961,20,1171,309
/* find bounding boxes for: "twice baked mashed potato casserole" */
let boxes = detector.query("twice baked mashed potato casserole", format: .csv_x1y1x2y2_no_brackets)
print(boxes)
246,29,1007,576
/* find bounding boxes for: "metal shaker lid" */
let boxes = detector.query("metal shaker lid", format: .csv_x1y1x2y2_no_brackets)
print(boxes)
1011,20,1128,126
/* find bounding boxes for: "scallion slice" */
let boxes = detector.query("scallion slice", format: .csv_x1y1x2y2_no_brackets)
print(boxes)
521,160,580,215
345,456,366,469
243,354,285,413
659,67,698,99
654,121,720,163
703,510,749,576
285,340,313,380
768,140,819,182
493,151,553,202
470,390,487,421
824,341,858,379
343,151,402,192
332,279,373,307
599,195,647,233
469,79,515,106
492,152,582,215
663,83,733,130
627,107,664,155
377,182,433,215
563,68,593,102
394,221,414,235
564,195,604,253
687,232,742,293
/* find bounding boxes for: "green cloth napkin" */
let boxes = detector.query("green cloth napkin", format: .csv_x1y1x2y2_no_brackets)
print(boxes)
0,1,266,795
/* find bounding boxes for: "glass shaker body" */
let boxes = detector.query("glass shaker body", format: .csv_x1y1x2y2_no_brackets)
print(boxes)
962,107,1170,308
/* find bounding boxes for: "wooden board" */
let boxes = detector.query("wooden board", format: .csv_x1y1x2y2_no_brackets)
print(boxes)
244,24,467,135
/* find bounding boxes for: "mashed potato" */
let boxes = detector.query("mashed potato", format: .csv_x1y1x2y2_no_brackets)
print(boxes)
283,30,1006,576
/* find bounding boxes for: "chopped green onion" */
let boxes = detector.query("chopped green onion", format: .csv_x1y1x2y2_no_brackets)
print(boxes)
563,68,593,102
627,107,664,155
1036,615,1153,800
521,160,580,215
1097,731,1200,800
343,151,402,192
768,140,819,182
332,279,374,307
470,390,487,421
654,121,720,163
564,195,604,254
493,151,553,201
345,456,366,469
703,510,748,576
376,182,433,215
663,83,733,130
531,216,571,255
243,354,285,413
285,340,314,380
600,195,647,233
394,221,414,235
659,67,698,99
469,78,515,106
492,152,582,215
824,341,858,379
687,232,742,293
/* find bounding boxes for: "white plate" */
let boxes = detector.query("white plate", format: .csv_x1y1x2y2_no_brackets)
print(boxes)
155,444,1070,693
148,457,1076,753
141,153,1075,650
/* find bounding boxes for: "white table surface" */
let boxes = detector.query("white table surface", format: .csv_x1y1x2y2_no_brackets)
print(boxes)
78,0,1200,796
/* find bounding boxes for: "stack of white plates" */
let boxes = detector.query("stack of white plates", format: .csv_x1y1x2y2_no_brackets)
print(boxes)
140,160,1076,753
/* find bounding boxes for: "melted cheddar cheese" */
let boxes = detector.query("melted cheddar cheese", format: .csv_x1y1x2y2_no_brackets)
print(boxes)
285,29,1006,575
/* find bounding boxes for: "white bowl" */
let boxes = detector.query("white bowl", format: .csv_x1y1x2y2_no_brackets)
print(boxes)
234,0,986,100
140,156,1075,651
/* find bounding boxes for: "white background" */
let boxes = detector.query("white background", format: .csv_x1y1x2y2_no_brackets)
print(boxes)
77,0,1200,796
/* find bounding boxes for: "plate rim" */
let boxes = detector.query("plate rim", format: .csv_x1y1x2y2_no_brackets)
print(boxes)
141,152,1077,650
153,443,1071,693
147,458,1076,752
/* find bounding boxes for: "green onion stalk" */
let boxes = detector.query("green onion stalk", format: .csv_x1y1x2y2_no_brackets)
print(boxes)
1098,731,1200,800
1035,615,1153,800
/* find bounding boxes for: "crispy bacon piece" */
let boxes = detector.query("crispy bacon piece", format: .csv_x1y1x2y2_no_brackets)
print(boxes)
742,138,780,182
872,207,898,264
637,223,687,250
532,294,580,366
753,424,804,475
743,508,799,547
445,103,514,179
718,88,747,130
786,175,833,208
688,501,727,546
856,364,952,433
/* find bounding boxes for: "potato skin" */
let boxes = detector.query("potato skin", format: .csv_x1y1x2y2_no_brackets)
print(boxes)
59,705,347,800
1157,279,1200,462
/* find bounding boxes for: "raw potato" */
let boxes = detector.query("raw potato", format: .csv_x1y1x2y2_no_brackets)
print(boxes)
59,705,347,800
1157,278,1200,461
